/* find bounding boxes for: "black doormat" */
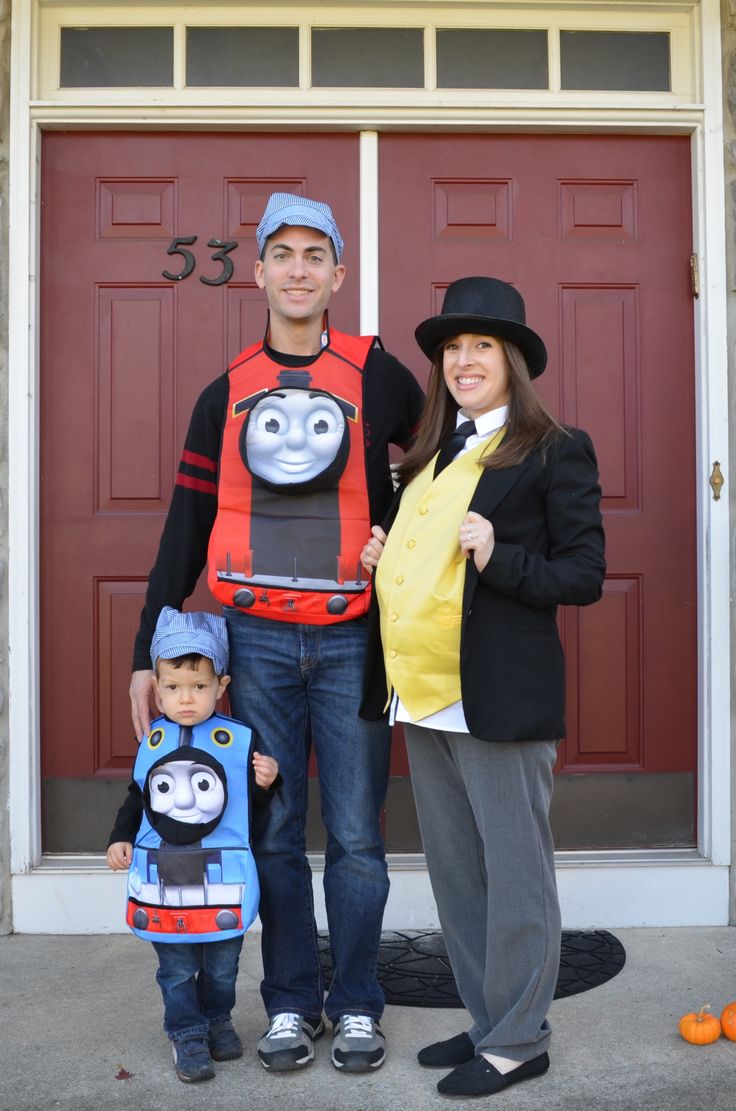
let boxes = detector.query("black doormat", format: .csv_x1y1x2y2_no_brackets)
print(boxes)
317,929,625,1008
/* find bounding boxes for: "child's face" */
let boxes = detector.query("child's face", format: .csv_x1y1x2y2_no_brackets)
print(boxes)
153,657,230,726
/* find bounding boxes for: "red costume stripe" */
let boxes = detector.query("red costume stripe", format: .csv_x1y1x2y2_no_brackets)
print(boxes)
126,899,243,936
181,449,217,472
176,472,217,495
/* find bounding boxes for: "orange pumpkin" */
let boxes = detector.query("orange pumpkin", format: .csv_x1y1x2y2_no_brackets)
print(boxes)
720,1002,736,1041
679,1005,721,1044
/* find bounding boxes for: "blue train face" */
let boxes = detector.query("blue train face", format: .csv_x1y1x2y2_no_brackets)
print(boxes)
142,744,229,843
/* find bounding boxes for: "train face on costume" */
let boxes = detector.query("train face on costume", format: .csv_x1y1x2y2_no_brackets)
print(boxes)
148,760,226,825
208,332,375,623
244,389,347,487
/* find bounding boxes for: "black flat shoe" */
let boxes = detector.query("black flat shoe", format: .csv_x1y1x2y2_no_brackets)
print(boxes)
417,1032,475,1068
418,1031,475,1066
437,1051,549,1097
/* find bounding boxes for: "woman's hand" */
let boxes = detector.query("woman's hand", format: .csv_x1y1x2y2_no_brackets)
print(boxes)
459,511,495,573
361,525,387,572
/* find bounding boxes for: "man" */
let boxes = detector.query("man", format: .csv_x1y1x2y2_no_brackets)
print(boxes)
129,193,423,1074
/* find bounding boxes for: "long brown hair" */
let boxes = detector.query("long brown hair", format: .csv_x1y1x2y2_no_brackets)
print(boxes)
398,338,564,486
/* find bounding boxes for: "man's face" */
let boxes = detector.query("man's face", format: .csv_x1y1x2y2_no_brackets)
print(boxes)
254,226,345,329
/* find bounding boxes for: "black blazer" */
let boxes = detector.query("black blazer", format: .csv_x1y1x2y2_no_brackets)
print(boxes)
360,427,606,743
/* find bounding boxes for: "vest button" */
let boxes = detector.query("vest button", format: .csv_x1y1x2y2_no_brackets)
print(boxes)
419,505,429,515
390,613,398,622
407,539,416,549
389,649,398,659
395,575,404,585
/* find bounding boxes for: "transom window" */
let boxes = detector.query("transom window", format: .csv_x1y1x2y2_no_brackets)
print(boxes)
57,23,672,93
36,2,698,104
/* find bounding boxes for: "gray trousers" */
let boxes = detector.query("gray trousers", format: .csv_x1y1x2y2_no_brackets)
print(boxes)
404,725,560,1060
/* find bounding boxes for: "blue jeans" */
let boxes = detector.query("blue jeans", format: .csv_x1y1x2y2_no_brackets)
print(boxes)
225,610,391,1022
152,937,243,1041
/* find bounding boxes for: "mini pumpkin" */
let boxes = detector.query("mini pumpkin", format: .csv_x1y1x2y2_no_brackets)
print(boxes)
679,1005,721,1045
720,1002,736,1041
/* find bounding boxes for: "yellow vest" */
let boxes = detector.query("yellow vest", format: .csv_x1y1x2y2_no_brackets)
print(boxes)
375,427,506,719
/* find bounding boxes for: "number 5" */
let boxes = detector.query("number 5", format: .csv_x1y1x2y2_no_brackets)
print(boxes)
162,236,197,281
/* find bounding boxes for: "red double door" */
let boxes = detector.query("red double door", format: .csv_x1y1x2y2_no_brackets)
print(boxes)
40,131,696,851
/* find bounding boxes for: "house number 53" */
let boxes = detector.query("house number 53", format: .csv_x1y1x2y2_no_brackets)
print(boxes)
163,236,239,286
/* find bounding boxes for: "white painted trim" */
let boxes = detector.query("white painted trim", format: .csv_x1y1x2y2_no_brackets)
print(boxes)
7,0,731,927
8,0,42,874
693,0,731,866
11,856,730,933
359,131,379,335
555,860,730,929
27,107,709,130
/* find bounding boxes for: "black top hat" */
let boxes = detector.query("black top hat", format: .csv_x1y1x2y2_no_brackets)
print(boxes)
414,276,547,379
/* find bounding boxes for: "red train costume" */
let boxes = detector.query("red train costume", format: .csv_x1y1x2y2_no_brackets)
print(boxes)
208,331,376,623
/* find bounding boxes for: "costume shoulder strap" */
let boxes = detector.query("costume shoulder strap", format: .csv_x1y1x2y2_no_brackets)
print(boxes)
327,329,380,370
228,339,265,373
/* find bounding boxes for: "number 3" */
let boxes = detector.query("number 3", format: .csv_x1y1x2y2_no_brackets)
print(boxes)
200,240,238,286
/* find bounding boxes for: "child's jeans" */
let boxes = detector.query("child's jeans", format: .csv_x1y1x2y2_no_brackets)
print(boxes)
152,937,243,1041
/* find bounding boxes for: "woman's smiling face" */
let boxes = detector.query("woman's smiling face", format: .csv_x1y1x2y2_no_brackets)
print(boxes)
442,333,511,419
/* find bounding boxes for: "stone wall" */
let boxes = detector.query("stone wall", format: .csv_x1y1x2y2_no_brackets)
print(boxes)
0,0,11,935
723,0,736,926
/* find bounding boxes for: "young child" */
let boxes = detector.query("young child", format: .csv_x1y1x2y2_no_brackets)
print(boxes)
107,607,279,1083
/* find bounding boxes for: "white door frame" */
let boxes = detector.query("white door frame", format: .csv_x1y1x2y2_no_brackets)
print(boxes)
8,0,731,930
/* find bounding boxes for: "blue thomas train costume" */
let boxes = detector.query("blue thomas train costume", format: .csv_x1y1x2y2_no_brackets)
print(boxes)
126,713,258,944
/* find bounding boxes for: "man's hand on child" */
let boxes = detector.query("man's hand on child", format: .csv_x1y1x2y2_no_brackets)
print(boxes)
253,752,279,789
130,669,158,742
106,842,133,871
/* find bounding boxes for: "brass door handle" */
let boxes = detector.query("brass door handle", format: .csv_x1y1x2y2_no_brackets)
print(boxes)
709,461,724,501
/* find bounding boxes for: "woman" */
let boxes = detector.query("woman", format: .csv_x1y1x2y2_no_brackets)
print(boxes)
360,277,605,1099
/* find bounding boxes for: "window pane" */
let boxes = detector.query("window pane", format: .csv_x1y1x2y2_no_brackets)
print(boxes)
437,29,548,89
186,27,299,87
560,31,670,91
312,28,423,88
60,27,173,87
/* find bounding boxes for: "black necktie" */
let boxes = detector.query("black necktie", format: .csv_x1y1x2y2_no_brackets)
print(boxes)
434,420,477,477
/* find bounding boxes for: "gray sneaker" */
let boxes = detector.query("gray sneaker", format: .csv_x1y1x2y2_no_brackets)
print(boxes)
257,1012,325,1071
331,1014,386,1072
171,1035,216,1083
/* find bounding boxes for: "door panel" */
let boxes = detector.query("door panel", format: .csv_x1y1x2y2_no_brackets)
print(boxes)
379,134,696,846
